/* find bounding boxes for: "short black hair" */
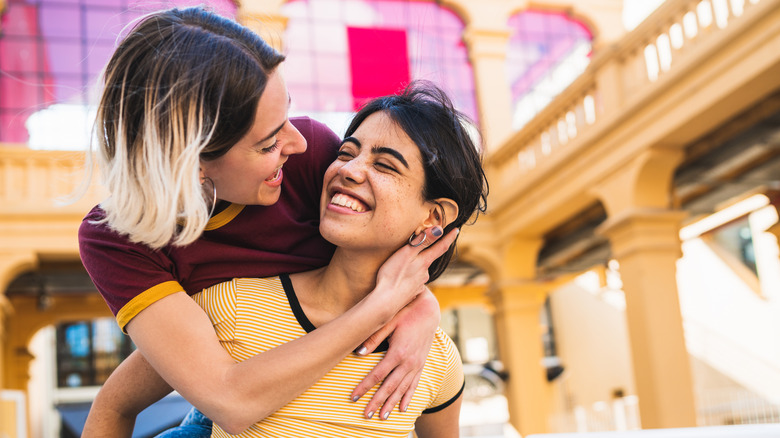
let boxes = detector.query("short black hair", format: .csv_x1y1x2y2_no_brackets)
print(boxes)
345,81,489,282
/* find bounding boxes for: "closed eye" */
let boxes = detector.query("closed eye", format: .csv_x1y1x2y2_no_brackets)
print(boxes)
261,140,280,154
375,162,398,173
337,150,355,160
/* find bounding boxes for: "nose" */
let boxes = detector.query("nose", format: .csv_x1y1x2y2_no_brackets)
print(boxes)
281,121,307,156
338,157,367,184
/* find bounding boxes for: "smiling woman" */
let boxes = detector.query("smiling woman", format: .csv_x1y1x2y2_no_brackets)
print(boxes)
335,83,489,280
322,114,433,248
190,81,489,437
199,71,306,207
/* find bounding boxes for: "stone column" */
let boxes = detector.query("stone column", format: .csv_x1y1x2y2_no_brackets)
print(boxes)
0,251,37,390
488,236,551,435
597,209,697,428
489,280,551,435
462,26,514,151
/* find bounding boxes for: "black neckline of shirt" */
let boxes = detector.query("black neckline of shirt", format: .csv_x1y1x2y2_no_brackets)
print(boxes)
280,273,389,353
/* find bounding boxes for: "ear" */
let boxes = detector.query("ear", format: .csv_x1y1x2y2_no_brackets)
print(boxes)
419,198,459,231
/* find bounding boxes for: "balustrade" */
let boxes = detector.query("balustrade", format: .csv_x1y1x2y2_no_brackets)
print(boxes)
487,0,767,204
0,149,102,215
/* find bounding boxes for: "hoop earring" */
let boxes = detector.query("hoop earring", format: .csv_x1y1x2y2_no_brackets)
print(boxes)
408,231,427,248
202,176,217,217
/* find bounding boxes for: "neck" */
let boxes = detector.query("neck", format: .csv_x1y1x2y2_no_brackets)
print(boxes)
292,247,393,325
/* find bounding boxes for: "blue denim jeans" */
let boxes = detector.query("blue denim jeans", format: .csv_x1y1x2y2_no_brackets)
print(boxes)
155,407,212,438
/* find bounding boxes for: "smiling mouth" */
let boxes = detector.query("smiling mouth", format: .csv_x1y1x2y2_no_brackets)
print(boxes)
330,193,368,212
265,166,282,183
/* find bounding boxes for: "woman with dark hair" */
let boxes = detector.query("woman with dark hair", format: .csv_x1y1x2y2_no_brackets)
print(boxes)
79,7,456,436
191,81,488,437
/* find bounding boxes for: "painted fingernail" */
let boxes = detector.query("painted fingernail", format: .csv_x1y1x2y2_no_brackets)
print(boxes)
356,346,368,355
382,411,390,420
432,226,443,237
352,395,359,402
367,411,374,419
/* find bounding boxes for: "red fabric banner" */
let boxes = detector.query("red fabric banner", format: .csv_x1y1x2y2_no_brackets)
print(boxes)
347,27,410,110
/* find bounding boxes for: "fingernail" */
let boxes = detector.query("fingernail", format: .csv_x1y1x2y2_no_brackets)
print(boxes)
356,346,368,356
352,395,359,402
400,404,407,413
367,411,374,419
432,226,443,237
382,411,390,420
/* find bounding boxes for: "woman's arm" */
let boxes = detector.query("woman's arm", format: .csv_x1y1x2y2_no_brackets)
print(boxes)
83,350,173,437
125,228,459,434
353,289,440,420
414,394,463,438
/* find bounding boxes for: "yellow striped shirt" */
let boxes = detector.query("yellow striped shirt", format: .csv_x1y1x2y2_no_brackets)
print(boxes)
192,275,464,437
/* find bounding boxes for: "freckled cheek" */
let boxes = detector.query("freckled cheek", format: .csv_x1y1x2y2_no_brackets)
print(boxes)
322,166,340,186
383,189,420,237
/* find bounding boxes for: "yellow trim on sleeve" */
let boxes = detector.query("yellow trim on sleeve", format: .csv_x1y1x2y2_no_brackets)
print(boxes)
205,203,245,230
117,281,185,333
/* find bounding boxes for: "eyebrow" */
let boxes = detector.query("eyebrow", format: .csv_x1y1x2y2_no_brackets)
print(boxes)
342,136,410,169
256,95,292,145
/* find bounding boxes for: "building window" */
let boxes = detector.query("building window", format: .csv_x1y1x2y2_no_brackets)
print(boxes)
55,318,134,388
0,0,237,148
282,0,477,135
507,10,592,130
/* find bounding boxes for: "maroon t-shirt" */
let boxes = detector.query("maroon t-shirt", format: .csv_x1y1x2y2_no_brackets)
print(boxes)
79,117,339,330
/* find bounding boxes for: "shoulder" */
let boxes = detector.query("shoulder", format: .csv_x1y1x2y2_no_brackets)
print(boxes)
432,327,462,365
79,205,130,251
206,277,287,307
78,205,182,322
79,205,107,235
421,327,465,412
79,204,164,258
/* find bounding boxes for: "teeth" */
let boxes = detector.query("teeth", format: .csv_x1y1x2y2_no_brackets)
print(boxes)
330,193,366,212
266,167,282,182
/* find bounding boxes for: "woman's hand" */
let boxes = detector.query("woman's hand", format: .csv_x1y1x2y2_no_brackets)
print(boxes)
350,226,458,419
369,227,458,320
352,290,440,420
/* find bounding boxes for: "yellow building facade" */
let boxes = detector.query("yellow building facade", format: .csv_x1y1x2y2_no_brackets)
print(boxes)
2,0,780,436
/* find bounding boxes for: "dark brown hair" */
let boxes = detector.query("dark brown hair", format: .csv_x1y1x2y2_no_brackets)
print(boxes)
345,81,489,281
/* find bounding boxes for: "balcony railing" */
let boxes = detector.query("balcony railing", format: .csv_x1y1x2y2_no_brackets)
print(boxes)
0,148,103,216
487,0,770,207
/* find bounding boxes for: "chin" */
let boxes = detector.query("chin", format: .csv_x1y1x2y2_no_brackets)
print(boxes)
255,190,282,206
319,223,360,248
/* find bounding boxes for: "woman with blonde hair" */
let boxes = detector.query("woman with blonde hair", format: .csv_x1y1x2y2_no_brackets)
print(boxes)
189,80,486,436
79,7,455,436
